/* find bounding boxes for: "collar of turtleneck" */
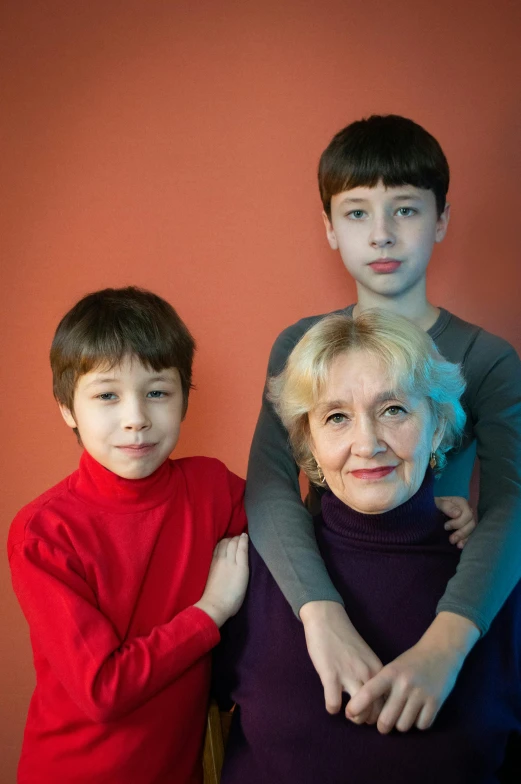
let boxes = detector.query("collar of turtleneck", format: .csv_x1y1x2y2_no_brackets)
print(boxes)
320,470,445,546
70,450,175,512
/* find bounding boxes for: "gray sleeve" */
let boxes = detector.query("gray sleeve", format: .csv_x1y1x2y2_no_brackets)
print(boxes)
245,327,343,617
437,333,521,634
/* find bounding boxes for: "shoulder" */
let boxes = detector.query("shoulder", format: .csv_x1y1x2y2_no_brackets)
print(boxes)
7,472,77,559
434,309,521,382
171,456,245,496
269,308,350,375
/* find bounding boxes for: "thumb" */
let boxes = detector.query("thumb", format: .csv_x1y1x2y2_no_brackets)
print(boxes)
346,671,390,717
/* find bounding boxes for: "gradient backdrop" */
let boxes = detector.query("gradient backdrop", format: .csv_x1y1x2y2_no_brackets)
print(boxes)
1,1,520,779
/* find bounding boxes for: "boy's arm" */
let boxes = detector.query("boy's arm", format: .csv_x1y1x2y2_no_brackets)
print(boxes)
10,537,223,723
221,469,248,538
245,328,343,613
437,335,521,633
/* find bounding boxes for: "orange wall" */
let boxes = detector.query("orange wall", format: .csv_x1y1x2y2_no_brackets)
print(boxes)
1,1,520,778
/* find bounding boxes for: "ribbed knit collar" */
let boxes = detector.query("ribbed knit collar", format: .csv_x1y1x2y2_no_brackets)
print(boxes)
70,450,175,512
320,470,445,546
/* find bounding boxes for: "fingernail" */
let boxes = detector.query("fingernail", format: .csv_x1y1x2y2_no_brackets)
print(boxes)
444,522,451,530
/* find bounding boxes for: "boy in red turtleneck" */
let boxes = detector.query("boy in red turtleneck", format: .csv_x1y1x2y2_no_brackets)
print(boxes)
7,286,249,784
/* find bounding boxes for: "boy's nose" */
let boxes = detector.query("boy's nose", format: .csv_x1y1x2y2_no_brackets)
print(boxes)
369,216,395,248
122,400,151,430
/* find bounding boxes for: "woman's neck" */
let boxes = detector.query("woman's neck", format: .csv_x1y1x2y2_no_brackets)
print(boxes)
320,471,446,547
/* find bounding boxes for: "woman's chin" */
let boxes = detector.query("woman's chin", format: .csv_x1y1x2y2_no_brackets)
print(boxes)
336,486,407,515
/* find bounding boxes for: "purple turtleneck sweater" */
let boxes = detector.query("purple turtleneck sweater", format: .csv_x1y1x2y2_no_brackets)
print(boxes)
214,472,521,783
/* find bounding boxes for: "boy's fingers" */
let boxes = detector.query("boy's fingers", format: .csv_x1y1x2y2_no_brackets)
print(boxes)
236,533,249,562
376,688,408,734
366,696,385,725
395,694,424,732
450,522,475,540
346,672,390,717
416,701,437,730
436,496,461,517
225,537,239,560
323,677,343,714
346,704,372,724
213,539,228,558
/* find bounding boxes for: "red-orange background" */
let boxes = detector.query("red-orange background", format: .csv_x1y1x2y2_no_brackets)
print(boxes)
1,1,520,779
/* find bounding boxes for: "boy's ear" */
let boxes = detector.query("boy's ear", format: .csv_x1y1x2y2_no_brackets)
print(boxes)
322,210,338,250
435,203,451,243
59,403,78,430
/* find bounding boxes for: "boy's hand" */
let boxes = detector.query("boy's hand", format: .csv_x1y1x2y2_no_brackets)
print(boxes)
345,612,480,733
300,601,384,724
194,534,249,628
434,495,476,548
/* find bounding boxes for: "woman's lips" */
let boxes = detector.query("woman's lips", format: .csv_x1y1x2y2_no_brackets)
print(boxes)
368,259,402,274
350,466,396,480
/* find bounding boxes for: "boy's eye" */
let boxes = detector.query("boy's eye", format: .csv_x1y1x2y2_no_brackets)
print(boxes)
97,393,117,401
347,209,366,220
396,207,416,217
147,390,167,398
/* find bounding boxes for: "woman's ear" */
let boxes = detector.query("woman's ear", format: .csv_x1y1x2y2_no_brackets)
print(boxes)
432,418,447,453
59,403,77,430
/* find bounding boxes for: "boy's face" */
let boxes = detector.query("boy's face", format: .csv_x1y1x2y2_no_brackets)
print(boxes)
59,356,184,479
322,182,449,300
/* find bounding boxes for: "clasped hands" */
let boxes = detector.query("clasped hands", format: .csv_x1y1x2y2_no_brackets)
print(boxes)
301,602,479,735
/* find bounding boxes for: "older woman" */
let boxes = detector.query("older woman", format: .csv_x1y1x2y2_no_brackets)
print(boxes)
215,311,521,784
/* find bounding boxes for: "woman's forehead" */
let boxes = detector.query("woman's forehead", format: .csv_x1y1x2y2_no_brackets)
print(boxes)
317,350,415,405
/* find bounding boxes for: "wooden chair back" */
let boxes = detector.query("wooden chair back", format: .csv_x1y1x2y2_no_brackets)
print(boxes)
202,700,233,784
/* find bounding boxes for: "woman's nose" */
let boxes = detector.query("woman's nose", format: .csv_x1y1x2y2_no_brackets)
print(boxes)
351,418,386,457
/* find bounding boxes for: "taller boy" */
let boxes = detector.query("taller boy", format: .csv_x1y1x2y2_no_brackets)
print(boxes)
246,115,521,732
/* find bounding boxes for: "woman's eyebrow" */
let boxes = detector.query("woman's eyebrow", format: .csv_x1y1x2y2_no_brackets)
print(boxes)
315,390,402,414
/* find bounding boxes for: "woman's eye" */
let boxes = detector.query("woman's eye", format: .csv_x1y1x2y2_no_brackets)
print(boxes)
396,207,416,217
384,405,406,416
326,413,347,424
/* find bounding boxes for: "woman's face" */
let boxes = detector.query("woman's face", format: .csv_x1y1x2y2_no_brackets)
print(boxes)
308,349,442,514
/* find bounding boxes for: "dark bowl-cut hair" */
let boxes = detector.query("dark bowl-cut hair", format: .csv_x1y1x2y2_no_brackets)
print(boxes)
318,114,450,218
51,287,195,414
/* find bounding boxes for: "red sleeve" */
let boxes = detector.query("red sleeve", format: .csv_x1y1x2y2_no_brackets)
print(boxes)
222,469,248,537
9,537,220,723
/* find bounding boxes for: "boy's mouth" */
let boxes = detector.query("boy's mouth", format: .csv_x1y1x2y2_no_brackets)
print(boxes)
117,443,157,456
368,259,402,274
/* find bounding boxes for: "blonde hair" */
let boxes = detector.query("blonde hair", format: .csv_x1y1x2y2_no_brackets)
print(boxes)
268,310,466,485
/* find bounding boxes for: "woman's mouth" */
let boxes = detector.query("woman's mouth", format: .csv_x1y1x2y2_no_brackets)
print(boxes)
350,466,396,480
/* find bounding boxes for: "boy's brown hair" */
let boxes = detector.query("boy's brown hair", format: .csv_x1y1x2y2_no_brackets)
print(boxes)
51,287,195,414
318,114,450,218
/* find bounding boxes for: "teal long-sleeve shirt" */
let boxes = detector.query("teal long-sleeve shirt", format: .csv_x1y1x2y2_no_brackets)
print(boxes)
245,306,521,634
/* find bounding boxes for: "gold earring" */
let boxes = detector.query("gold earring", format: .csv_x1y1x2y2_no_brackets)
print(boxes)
317,466,326,484
429,452,437,470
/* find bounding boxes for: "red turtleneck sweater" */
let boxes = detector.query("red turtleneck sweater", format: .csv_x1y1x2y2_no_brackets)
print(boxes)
8,451,246,784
